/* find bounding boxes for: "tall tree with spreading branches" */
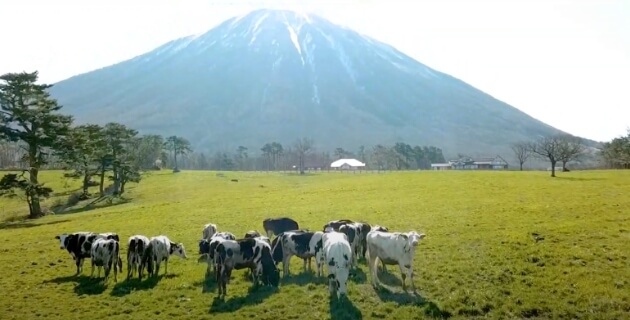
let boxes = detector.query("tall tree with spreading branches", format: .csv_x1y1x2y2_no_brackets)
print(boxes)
0,71,73,218
557,135,584,171
164,135,192,173
529,135,563,177
511,141,531,171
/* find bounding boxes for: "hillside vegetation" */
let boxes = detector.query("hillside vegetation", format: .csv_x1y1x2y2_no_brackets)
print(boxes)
1,170,629,319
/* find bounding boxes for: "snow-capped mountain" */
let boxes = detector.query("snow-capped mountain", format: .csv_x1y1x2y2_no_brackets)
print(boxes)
49,9,566,155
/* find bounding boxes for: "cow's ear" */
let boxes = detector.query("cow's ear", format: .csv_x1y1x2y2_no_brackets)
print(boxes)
419,233,426,240
328,274,335,280
55,235,60,240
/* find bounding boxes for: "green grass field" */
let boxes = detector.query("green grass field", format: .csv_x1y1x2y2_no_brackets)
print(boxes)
1,169,629,319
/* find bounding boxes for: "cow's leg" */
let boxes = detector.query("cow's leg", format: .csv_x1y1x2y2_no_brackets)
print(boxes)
407,264,416,292
380,260,387,273
75,258,82,275
282,254,290,277
127,255,133,279
90,259,96,278
113,258,118,282
399,263,407,291
303,257,308,273
164,257,168,275
266,230,273,238
368,253,378,287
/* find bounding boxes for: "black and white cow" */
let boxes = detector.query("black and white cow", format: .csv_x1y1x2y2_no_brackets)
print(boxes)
262,217,299,238
55,232,122,275
270,230,325,277
202,223,218,241
215,238,280,297
142,235,188,277
322,231,352,299
323,219,354,232
366,230,426,292
127,235,149,280
339,224,360,268
90,237,120,283
198,232,236,277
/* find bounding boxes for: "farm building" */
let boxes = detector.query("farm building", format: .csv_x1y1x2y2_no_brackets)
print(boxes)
330,158,366,170
431,155,509,170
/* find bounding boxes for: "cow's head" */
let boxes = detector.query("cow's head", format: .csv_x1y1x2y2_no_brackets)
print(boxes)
406,231,426,247
372,225,388,232
327,254,350,299
55,234,70,250
198,239,210,255
170,242,188,259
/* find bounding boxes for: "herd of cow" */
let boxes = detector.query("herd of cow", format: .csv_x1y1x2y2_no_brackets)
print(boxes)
54,217,426,299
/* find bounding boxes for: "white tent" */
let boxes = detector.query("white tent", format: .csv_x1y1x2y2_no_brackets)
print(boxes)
330,158,366,169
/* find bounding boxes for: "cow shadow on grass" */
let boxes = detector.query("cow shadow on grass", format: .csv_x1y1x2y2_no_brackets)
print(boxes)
54,197,130,216
330,295,363,320
193,272,217,294
373,286,452,319
0,218,70,230
110,274,166,297
44,275,109,295
209,285,279,313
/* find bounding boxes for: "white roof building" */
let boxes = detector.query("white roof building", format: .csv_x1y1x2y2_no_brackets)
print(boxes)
330,158,366,168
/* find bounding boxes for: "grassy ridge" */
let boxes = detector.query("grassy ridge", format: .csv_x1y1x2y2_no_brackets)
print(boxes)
1,170,629,319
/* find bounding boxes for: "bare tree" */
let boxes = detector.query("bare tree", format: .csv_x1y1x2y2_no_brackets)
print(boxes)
557,135,584,171
294,137,314,174
529,135,563,177
511,141,531,171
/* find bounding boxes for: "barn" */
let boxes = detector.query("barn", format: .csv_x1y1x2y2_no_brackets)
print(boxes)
330,158,366,171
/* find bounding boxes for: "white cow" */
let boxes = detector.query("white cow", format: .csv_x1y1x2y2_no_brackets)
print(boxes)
322,231,352,299
127,235,149,279
144,235,188,277
90,238,120,282
366,230,426,292
202,223,218,241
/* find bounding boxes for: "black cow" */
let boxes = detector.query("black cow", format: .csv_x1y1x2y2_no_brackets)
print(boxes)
55,232,123,275
244,230,262,238
323,219,354,232
263,217,299,238
215,238,280,297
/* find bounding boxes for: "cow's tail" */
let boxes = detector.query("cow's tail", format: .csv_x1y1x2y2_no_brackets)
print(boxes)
142,242,154,276
270,235,284,265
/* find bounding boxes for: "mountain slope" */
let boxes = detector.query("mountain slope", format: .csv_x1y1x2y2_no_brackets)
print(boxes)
49,9,573,157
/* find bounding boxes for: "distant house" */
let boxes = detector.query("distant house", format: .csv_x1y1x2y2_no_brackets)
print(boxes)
431,155,509,170
330,158,366,170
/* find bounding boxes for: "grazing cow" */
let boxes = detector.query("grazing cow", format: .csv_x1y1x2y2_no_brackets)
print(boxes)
215,238,280,297
322,231,352,299
127,235,149,280
339,224,360,268
90,238,120,282
198,232,236,277
323,219,354,232
202,223,218,241
262,217,299,238
143,235,188,277
366,230,426,291
271,230,325,277
55,232,123,275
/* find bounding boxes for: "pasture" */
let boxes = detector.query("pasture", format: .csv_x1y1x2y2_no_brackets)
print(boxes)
1,169,629,319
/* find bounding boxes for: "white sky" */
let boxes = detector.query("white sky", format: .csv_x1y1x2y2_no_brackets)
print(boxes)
1,0,628,142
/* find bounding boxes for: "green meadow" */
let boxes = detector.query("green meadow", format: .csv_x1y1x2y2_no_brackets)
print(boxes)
1,169,629,319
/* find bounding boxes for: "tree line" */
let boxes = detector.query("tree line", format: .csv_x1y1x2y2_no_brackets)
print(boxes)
511,134,589,177
0,71,194,219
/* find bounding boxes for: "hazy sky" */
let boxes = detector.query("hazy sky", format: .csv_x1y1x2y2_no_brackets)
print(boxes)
1,0,628,142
